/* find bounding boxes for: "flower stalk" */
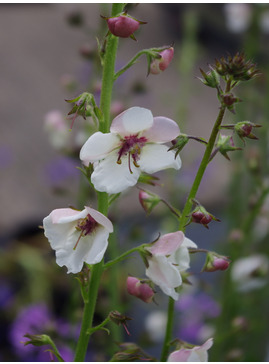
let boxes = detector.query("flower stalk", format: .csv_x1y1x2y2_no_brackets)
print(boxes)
74,3,125,362
160,78,232,361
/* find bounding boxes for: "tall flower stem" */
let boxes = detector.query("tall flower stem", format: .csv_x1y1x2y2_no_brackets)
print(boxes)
74,4,124,361
161,97,228,361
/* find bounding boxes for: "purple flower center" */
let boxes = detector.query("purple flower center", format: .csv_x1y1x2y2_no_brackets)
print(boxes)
73,214,99,250
117,135,147,173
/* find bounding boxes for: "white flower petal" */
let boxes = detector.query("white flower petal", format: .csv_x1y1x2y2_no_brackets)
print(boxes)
43,213,78,250
50,208,87,224
55,227,109,274
142,116,180,142
182,237,197,249
85,206,113,233
147,231,184,256
110,107,153,136
80,132,120,164
139,144,181,174
146,256,182,300
91,152,140,193
43,207,112,274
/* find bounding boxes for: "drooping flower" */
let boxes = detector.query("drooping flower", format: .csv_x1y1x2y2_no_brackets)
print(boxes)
167,338,213,362
126,276,155,303
231,254,269,292
80,107,181,194
150,47,174,75
145,232,197,300
43,206,113,274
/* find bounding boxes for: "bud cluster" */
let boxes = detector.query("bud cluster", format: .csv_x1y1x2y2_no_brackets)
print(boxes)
65,92,102,129
214,52,260,81
190,199,220,229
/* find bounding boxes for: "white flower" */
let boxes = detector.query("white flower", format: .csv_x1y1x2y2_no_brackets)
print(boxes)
145,310,167,342
80,107,181,194
231,254,269,292
167,338,213,362
44,110,70,150
224,4,252,33
145,232,197,300
43,206,113,274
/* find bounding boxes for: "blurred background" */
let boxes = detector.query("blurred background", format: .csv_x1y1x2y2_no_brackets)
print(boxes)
1,3,269,361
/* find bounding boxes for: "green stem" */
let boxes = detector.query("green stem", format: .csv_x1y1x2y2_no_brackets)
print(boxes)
104,245,142,270
114,46,170,80
74,4,124,362
160,298,175,362
161,99,228,361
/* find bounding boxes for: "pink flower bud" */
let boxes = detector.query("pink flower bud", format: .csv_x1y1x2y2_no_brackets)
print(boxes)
150,47,174,75
106,15,140,38
127,276,154,303
138,189,161,215
213,257,230,271
192,211,212,226
202,252,230,272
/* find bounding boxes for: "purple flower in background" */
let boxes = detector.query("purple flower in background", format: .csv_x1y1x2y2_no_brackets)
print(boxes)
0,145,14,169
0,280,14,309
44,156,80,187
175,292,220,343
9,303,75,361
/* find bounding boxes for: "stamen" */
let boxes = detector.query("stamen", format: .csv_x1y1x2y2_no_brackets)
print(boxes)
73,230,84,250
128,152,133,174
73,214,99,250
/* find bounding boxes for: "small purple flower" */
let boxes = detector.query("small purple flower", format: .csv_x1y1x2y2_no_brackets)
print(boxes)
9,303,75,361
44,156,80,187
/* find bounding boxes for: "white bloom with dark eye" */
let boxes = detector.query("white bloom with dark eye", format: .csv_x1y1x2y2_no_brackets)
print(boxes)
145,232,197,300
80,107,181,194
167,338,213,362
43,207,113,274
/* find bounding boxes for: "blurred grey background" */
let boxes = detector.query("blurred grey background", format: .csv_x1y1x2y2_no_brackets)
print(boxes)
0,3,262,236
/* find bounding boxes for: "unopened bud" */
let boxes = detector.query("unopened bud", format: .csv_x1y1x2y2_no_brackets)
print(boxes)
24,333,52,347
217,134,242,160
190,200,220,229
127,276,155,303
150,47,174,75
139,189,161,215
198,67,220,88
102,14,146,40
234,121,261,141
202,252,230,272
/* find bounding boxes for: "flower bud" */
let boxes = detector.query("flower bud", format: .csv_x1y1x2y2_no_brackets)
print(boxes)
198,66,220,88
102,14,146,40
24,333,52,347
234,121,261,141
190,200,220,229
216,134,242,160
150,47,174,75
127,276,155,303
202,252,230,272
139,189,161,215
